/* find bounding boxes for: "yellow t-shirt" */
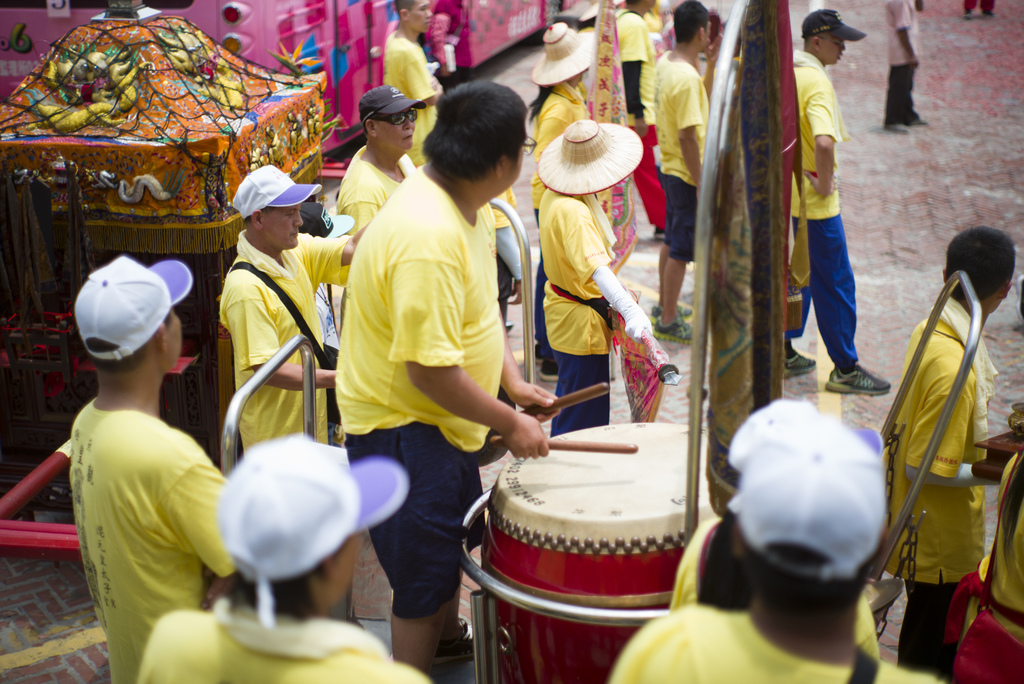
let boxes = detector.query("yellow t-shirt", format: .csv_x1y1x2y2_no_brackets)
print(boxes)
539,189,613,356
608,606,941,684
885,320,985,584
69,405,233,684
530,83,589,209
336,146,405,231
383,33,437,166
668,518,880,659
791,64,841,219
220,232,351,446
337,170,504,452
655,53,707,186
963,452,1024,642
138,609,430,684
644,9,663,33
490,187,518,229
617,9,657,127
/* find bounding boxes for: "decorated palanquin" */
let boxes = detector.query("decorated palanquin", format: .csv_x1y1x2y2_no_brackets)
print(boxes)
0,14,325,503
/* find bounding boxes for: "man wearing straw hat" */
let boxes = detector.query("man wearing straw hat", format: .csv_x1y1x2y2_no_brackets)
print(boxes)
528,22,593,383
538,119,654,434
337,81,557,673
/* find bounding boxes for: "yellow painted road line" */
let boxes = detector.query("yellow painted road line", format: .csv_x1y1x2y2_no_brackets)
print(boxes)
816,328,841,417
0,626,105,671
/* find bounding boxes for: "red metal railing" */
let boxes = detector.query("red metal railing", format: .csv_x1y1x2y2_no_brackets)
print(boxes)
0,447,81,562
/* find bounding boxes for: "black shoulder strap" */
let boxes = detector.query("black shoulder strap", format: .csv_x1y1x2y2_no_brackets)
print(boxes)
228,261,333,372
848,650,877,684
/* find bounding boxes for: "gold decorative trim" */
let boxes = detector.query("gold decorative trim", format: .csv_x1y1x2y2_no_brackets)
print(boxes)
489,505,687,556
482,559,672,608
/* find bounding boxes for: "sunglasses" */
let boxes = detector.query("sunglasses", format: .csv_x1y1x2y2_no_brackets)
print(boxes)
823,35,845,49
370,109,418,125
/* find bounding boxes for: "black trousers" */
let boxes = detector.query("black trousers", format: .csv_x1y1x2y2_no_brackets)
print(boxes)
885,64,921,126
898,579,958,677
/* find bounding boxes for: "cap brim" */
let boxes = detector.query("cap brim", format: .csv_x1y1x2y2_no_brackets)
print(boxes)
148,260,193,305
831,25,866,41
267,183,322,207
376,98,427,116
350,456,410,529
327,214,356,238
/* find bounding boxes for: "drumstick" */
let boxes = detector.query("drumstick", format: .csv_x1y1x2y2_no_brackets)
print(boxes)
488,435,639,454
521,382,610,416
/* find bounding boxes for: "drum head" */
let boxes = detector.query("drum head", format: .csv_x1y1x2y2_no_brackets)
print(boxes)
490,423,715,555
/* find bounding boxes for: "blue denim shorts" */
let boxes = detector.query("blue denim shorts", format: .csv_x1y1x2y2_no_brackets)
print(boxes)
345,422,483,619
660,172,697,262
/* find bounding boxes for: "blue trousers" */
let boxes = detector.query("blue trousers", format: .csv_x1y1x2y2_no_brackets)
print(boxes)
785,215,859,369
533,209,554,360
550,350,610,436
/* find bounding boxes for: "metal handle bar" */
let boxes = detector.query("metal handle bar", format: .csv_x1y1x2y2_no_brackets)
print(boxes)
489,198,535,385
221,334,317,476
870,271,982,580
686,0,749,544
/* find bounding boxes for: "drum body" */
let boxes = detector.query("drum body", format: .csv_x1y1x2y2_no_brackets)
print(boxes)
483,423,713,684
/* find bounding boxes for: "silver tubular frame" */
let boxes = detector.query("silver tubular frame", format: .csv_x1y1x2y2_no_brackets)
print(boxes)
490,198,535,385
686,0,748,544
870,271,982,580
460,491,669,683
220,334,318,475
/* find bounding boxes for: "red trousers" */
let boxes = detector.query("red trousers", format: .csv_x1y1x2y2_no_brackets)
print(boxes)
963,0,994,10
632,124,666,230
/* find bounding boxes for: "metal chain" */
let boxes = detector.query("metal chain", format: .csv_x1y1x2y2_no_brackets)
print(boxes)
893,511,925,593
884,423,904,528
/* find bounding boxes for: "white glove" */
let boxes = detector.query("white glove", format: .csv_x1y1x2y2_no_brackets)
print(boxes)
591,265,652,342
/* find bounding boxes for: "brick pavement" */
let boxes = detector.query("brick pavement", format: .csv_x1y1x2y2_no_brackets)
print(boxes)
3,0,1022,680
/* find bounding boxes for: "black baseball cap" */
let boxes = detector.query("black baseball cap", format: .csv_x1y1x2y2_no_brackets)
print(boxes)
801,9,866,41
359,86,425,123
298,202,355,238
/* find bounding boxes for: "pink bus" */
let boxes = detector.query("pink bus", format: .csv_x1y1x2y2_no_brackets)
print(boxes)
0,0,579,149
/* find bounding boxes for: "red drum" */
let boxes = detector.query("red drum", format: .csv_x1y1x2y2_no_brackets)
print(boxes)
483,423,715,683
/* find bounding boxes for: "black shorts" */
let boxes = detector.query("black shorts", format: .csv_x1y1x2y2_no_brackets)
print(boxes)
346,422,483,619
661,172,697,262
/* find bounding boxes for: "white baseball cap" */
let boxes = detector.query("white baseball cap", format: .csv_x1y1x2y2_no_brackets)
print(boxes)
218,436,409,627
729,400,885,581
74,256,193,361
232,165,323,219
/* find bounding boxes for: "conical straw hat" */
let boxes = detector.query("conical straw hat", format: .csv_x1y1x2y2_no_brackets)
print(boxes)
538,120,643,196
531,23,594,87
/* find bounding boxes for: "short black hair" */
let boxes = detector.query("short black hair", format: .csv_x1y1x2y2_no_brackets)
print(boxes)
394,0,416,14
945,226,1016,301
84,310,172,374
423,81,527,181
232,567,322,620
674,1,710,44
742,543,867,617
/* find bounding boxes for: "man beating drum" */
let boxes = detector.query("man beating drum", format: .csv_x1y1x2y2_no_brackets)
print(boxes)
335,81,558,673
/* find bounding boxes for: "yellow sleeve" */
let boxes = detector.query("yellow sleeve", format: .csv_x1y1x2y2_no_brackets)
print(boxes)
386,39,435,102
534,102,576,163
491,188,517,229
161,457,234,578
618,13,649,63
905,351,975,476
672,72,705,133
300,235,352,287
220,280,285,370
669,518,719,610
608,612,697,684
387,257,467,367
805,84,837,140
854,593,880,659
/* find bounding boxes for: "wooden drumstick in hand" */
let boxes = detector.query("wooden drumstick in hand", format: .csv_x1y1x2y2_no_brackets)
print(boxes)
521,382,610,416
488,434,639,455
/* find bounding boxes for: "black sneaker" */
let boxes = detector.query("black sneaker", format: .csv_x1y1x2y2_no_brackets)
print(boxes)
963,9,973,18
785,351,816,378
981,9,994,15
654,226,665,238
653,317,692,344
826,365,891,396
434,618,474,663
538,358,559,382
